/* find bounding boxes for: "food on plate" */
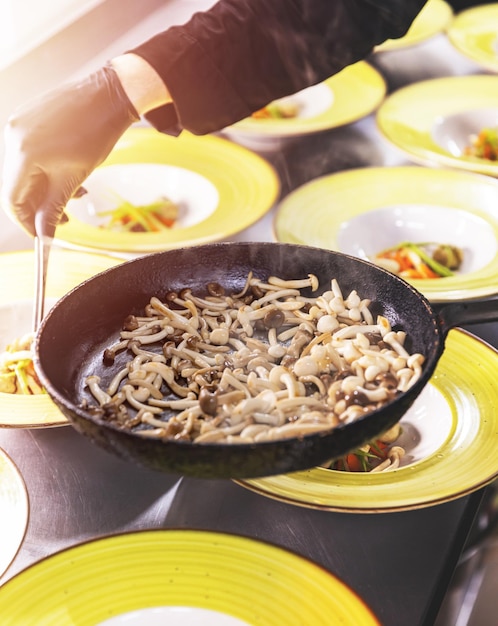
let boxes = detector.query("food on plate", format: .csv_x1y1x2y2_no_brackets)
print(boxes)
98,196,179,232
323,422,405,472
82,272,425,444
373,241,463,279
251,100,300,119
464,126,498,161
0,333,44,395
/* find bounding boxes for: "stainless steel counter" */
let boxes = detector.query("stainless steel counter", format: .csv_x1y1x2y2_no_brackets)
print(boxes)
0,425,487,626
0,4,497,625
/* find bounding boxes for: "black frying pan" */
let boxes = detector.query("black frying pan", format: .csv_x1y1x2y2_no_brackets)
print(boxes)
34,242,498,479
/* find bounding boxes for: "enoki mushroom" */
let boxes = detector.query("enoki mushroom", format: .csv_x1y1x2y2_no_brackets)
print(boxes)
82,272,425,447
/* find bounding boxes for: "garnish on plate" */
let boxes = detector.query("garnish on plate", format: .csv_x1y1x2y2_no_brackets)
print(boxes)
97,196,179,233
464,126,498,161
323,423,405,473
251,100,300,120
0,334,45,395
373,241,463,279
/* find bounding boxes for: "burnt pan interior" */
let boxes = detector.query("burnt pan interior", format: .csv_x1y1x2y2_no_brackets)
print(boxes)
35,242,443,479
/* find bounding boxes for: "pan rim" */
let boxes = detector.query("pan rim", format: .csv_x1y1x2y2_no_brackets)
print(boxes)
33,242,444,476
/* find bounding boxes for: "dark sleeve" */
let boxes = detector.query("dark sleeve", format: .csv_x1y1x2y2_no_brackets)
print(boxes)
129,0,428,135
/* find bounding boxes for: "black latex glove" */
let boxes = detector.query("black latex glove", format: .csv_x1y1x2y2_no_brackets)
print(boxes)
1,64,140,238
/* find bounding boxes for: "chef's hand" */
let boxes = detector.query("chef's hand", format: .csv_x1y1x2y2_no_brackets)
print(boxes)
2,54,171,237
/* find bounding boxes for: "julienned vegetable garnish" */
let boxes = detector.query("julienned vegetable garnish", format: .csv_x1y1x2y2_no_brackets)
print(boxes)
97,196,179,233
373,242,463,279
324,423,405,472
251,100,300,119
0,334,45,395
464,127,498,161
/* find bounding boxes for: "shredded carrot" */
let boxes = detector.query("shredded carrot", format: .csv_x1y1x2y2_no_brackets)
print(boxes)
465,127,498,161
374,241,460,279
400,265,438,280
98,196,179,233
344,454,363,472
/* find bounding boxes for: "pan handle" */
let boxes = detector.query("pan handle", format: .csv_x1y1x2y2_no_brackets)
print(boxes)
436,298,498,337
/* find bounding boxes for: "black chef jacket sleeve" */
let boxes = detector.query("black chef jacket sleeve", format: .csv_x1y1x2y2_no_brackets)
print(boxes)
129,0,428,136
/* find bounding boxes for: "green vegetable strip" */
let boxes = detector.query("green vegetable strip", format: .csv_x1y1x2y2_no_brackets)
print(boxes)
14,360,31,395
141,209,170,231
98,198,176,232
383,241,454,277
404,243,454,277
102,203,149,231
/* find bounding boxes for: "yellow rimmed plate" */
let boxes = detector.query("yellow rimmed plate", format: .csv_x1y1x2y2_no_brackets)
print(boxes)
273,166,498,302
236,330,498,513
376,74,498,177
223,61,386,146
0,447,28,579
375,0,453,52
0,529,380,626
447,3,498,73
0,249,122,428
58,127,280,254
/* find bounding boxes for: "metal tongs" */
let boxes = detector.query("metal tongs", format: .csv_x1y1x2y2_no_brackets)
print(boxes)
32,189,85,331
32,209,55,332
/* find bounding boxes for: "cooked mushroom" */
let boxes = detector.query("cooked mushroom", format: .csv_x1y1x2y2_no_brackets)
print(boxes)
83,272,425,446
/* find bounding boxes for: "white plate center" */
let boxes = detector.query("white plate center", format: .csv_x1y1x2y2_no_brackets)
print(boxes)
337,204,497,274
274,82,334,120
432,109,498,157
396,384,453,466
98,606,251,626
67,163,219,230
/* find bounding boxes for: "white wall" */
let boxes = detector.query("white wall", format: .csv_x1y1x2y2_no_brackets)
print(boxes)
0,0,104,70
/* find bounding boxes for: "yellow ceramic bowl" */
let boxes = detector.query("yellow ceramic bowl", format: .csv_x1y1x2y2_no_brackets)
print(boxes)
273,166,498,302
59,127,280,254
376,74,498,177
447,3,498,72
0,529,380,626
223,61,386,149
238,330,498,513
375,0,453,51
